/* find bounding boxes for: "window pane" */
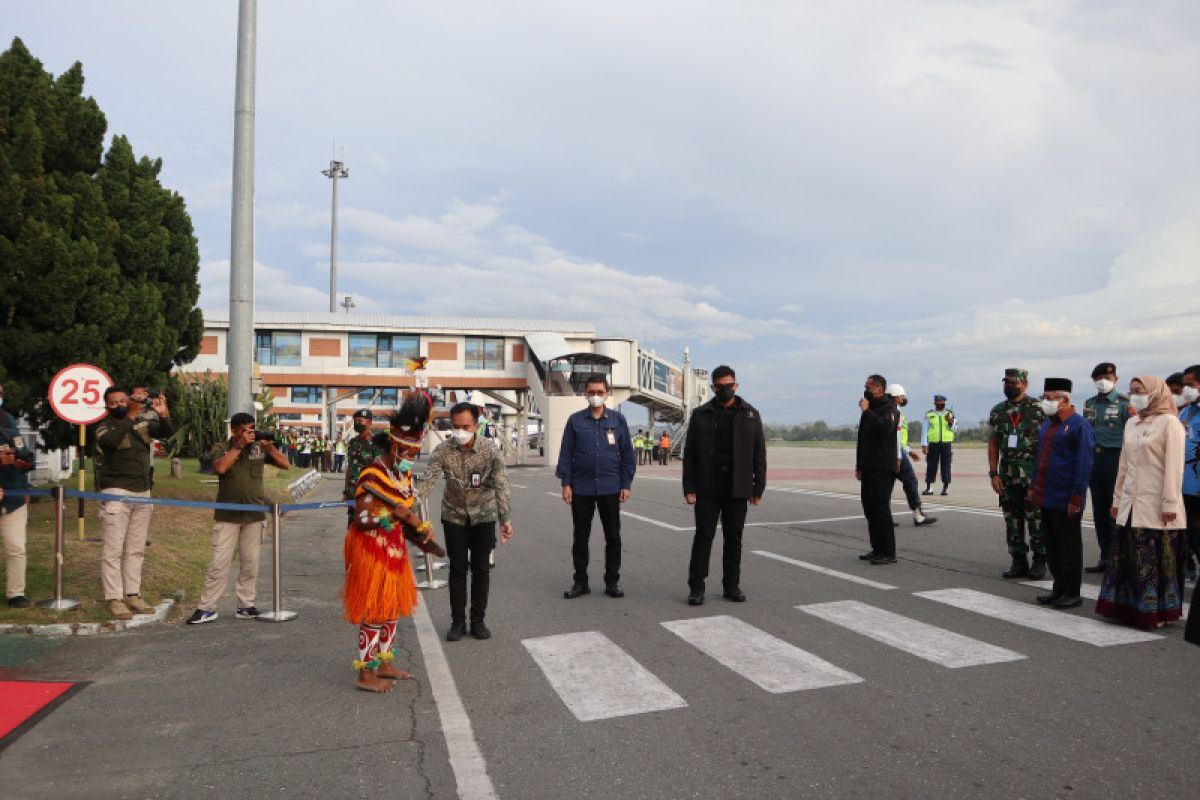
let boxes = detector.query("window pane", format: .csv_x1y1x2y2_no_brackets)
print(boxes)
291,386,322,403
377,348,392,369
255,333,273,365
392,336,420,362
348,334,377,367
464,338,484,370
379,388,398,406
274,333,301,366
356,388,374,405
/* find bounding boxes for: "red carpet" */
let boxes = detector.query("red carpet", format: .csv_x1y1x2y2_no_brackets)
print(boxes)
0,680,80,750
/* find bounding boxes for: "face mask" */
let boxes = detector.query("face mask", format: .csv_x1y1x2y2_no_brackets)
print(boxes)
398,458,415,472
1040,399,1061,417
587,395,606,408
1003,385,1021,400
935,404,946,411
714,385,736,403
1183,386,1200,404
1174,394,1187,408
451,429,473,445
353,422,367,433
109,404,129,419
863,389,874,401
897,398,907,407
1129,394,1150,412
1095,379,1115,394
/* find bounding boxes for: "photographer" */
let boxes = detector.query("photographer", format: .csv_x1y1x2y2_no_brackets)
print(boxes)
0,382,35,608
93,386,172,620
187,413,288,624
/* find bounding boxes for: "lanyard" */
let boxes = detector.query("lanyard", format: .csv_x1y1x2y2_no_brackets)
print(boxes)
1008,412,1021,429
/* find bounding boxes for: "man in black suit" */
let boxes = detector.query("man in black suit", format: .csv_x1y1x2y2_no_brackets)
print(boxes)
682,365,767,606
857,374,902,565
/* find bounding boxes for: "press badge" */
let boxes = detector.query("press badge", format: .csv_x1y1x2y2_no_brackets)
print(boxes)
470,472,482,489
606,430,617,446
1007,434,1018,449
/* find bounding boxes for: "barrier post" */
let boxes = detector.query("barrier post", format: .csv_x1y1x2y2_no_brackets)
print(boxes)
77,424,87,541
37,485,81,611
415,498,446,590
258,503,298,622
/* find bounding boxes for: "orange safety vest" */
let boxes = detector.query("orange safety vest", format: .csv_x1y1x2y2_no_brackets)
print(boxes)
659,435,670,448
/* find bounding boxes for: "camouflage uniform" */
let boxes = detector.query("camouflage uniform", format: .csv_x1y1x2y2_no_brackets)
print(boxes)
988,373,1045,558
343,433,383,501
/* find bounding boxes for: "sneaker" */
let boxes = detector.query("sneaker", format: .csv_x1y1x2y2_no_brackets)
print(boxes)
125,594,155,615
236,606,260,620
489,550,496,569
186,609,218,625
107,599,133,620
7,595,29,608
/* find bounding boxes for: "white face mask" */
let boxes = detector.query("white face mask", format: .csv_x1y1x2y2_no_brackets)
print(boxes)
451,429,473,446
1174,394,1187,408
1094,379,1115,394
1182,386,1200,404
1129,394,1150,412
1040,398,1061,417
587,395,606,409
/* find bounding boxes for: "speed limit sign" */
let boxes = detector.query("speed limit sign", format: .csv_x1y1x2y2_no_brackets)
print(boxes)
48,364,114,425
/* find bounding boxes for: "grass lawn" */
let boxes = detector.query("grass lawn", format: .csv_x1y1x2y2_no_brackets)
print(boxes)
0,457,296,626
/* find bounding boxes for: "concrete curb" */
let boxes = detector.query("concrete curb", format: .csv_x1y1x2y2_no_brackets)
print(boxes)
0,599,175,637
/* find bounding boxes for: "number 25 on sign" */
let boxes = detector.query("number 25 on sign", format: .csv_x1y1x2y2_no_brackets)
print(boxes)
48,363,113,540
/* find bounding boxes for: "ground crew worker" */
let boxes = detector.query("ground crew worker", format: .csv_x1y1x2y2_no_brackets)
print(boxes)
987,368,1047,579
921,394,956,495
658,431,671,465
886,385,936,527
640,431,654,465
1083,362,1133,573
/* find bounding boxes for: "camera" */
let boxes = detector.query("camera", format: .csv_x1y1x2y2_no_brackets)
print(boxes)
253,430,278,443
141,388,161,409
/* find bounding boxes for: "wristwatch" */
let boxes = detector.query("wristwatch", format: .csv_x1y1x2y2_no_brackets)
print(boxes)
987,469,999,478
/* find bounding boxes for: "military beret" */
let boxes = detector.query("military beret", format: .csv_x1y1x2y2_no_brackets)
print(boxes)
1004,368,1028,381
352,408,374,420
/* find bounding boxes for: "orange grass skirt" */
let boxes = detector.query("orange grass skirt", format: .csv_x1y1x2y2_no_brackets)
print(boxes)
342,525,418,624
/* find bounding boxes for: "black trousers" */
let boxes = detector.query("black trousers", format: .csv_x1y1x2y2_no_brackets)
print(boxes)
444,520,494,623
1089,449,1121,563
1185,496,1200,646
1041,507,1082,597
861,468,897,557
571,494,621,586
897,453,920,511
925,443,952,485
688,493,748,591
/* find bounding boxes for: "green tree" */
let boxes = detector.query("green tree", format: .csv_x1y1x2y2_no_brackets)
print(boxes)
0,38,202,447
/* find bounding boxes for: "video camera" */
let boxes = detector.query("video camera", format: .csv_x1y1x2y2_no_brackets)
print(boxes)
140,388,162,409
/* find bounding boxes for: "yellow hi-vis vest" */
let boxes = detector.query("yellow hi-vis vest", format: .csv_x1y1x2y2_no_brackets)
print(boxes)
925,410,955,443
899,412,909,449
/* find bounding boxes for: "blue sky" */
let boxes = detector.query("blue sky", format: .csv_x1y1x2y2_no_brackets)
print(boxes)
6,1,1199,424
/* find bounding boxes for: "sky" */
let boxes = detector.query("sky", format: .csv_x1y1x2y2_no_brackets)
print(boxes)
6,1,1200,425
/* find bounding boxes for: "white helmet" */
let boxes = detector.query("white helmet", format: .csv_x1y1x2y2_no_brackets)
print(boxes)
887,384,907,398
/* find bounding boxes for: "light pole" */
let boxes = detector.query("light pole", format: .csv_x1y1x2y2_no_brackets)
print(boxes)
322,159,349,313
228,0,257,417
340,295,356,313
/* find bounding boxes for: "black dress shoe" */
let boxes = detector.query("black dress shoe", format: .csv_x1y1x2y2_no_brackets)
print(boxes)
7,595,30,608
563,583,591,599
1052,595,1082,609
869,555,897,565
1036,592,1061,605
447,621,466,641
687,590,704,606
722,588,746,602
859,551,878,561
940,488,949,496
892,520,899,527
470,621,492,640
604,585,625,598
1084,563,1106,574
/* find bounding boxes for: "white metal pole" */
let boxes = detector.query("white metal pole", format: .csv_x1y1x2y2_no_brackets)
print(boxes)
228,0,257,417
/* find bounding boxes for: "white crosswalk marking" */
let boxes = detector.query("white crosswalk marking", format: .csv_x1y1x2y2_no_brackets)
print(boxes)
1020,580,1191,616
522,632,687,721
752,550,897,590
661,615,862,693
798,600,1025,668
914,588,1162,646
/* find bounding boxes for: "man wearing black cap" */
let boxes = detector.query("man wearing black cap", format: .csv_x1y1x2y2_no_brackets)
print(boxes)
856,374,902,565
1082,362,1133,573
343,409,382,518
921,394,956,496
1029,378,1095,608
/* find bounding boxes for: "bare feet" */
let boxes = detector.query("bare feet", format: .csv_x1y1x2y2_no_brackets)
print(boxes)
355,669,397,693
376,662,413,681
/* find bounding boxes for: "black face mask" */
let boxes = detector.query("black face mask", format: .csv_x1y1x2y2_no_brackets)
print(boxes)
898,398,907,407
353,422,367,433
863,389,874,401
1003,385,1021,400
714,385,736,403
108,404,129,419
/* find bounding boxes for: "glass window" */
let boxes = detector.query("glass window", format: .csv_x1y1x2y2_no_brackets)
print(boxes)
291,386,323,404
348,334,377,368
255,333,273,365
277,413,302,421
356,387,398,406
392,336,420,363
255,331,301,366
465,337,505,370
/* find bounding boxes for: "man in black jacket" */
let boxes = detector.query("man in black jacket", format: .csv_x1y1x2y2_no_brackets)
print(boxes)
857,374,902,565
682,365,767,605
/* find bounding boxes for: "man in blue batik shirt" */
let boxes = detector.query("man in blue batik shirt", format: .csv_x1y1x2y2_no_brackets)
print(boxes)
1029,377,1095,610
555,374,636,600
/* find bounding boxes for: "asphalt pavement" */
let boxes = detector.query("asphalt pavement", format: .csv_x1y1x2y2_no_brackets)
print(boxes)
2,455,1199,799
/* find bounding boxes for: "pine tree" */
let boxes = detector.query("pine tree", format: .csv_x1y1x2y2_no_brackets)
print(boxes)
0,38,202,447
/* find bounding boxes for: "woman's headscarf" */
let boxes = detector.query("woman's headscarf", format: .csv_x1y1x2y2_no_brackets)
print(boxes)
1132,374,1177,418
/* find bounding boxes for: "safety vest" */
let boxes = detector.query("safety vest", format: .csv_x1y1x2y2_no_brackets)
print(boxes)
898,411,909,449
925,410,955,443
659,435,670,449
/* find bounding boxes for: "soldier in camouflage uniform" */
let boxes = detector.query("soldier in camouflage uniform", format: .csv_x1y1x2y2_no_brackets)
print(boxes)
987,368,1047,579
343,409,383,520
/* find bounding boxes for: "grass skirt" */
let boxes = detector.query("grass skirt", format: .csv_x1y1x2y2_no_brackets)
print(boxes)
342,523,418,624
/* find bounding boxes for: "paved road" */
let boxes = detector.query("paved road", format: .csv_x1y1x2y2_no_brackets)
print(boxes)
3,459,1199,799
